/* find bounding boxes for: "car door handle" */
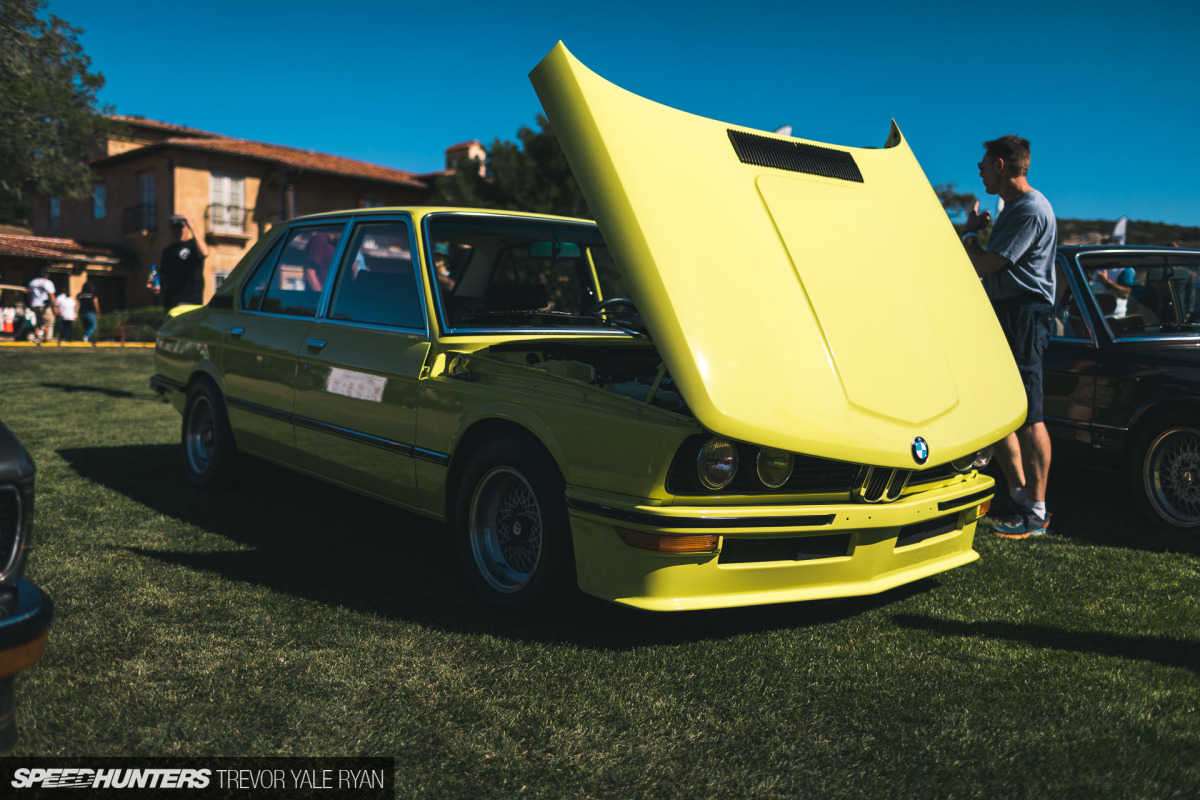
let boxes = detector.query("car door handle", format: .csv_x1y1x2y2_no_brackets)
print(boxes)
306,338,327,350
229,327,245,339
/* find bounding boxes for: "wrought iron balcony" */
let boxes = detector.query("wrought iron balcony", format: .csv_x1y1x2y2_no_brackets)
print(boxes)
206,203,247,235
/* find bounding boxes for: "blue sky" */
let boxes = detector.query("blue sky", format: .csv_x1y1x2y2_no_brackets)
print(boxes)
47,0,1200,226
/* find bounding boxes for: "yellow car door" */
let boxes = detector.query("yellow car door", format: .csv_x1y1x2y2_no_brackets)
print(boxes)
291,216,431,508
221,220,349,462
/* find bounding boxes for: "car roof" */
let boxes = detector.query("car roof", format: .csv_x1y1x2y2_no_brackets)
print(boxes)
1059,244,1200,256
284,207,595,226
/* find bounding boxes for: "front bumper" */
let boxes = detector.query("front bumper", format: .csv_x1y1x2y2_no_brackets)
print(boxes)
567,474,991,611
0,579,53,754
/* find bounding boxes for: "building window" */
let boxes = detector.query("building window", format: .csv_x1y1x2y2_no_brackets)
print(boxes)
93,184,106,220
48,197,61,230
210,173,245,233
214,271,230,288
136,171,156,231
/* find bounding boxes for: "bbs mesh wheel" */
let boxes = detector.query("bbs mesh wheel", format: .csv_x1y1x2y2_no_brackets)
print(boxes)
1130,412,1200,532
455,436,574,609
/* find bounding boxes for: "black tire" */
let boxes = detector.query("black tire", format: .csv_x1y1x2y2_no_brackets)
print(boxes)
1128,411,1200,532
454,436,575,609
181,378,238,488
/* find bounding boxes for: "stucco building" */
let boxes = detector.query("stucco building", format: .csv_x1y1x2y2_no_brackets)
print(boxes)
8,116,476,313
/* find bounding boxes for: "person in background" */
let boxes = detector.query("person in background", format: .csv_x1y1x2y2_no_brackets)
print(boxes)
27,268,56,344
1093,267,1136,317
160,215,209,310
76,282,100,345
961,135,1057,539
54,288,78,343
432,242,456,293
302,231,340,291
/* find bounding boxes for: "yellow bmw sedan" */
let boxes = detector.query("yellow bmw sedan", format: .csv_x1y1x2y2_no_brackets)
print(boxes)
152,44,1024,611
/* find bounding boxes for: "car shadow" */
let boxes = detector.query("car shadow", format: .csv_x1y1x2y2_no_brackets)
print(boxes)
891,613,1200,675
57,444,932,647
40,382,136,398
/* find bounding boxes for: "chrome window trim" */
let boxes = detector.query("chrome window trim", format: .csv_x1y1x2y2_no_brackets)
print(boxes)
437,327,633,338
318,212,430,335
421,211,623,338
238,231,288,312
310,317,428,337
241,219,352,318
1110,335,1200,345
1073,248,1200,342
1053,252,1098,344
1076,250,1168,342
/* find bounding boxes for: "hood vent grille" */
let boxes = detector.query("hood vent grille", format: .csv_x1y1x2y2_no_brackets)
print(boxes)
728,130,864,183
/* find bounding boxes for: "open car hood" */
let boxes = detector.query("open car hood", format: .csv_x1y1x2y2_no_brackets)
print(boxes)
530,43,1025,468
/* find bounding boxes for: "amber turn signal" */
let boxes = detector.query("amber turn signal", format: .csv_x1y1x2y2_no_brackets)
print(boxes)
614,527,720,553
977,499,991,519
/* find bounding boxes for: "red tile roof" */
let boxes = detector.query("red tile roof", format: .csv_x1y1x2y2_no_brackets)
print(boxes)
100,116,429,189
0,234,126,264
157,136,428,188
108,115,227,139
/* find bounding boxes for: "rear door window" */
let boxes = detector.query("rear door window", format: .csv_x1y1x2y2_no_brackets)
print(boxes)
326,220,424,330
260,224,345,317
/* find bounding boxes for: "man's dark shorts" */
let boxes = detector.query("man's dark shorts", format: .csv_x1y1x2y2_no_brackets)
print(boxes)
992,295,1053,425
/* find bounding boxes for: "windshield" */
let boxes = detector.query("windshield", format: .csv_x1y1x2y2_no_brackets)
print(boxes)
425,215,632,333
1076,252,1200,338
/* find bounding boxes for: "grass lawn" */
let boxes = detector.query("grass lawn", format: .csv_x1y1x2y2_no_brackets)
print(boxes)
2,349,1198,798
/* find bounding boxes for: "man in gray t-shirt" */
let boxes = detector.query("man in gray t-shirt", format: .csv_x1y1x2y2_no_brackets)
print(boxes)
962,135,1057,539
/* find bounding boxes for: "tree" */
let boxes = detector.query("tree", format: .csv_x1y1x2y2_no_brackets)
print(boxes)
432,114,590,219
934,183,978,224
0,0,114,223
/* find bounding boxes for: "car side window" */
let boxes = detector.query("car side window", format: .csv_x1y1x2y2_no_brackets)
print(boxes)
326,221,424,330
1052,260,1092,339
260,225,344,317
239,235,285,311
1078,253,1200,337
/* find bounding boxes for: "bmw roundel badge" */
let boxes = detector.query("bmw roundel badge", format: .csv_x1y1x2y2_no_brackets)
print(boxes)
911,437,930,465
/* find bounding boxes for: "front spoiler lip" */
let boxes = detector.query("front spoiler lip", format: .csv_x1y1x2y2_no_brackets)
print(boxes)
566,475,993,533
566,498,836,529
0,578,53,678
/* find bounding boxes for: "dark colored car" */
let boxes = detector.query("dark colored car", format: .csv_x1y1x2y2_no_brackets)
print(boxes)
0,422,53,754
1046,245,1200,531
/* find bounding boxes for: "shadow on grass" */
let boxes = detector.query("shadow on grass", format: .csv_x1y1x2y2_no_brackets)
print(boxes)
40,382,135,398
892,613,1200,675
57,443,934,647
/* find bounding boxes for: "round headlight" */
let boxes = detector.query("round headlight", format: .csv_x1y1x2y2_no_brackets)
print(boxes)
697,437,739,490
971,446,994,469
756,448,794,489
951,446,994,473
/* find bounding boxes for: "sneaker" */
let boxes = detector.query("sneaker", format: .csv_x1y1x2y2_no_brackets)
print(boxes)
984,494,1023,524
992,509,1051,539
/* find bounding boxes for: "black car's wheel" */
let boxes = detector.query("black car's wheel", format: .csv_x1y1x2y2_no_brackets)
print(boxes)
1130,412,1200,532
455,437,574,609
182,378,237,488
